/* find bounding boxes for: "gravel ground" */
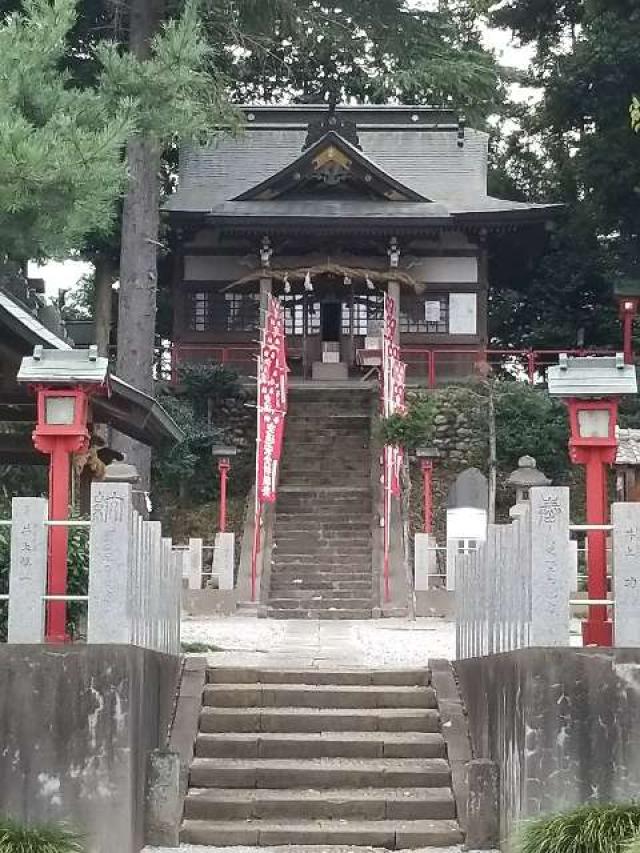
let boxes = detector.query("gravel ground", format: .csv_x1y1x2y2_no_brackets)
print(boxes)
144,846,491,853
180,615,457,667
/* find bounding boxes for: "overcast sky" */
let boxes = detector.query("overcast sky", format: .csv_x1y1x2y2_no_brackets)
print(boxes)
34,6,532,299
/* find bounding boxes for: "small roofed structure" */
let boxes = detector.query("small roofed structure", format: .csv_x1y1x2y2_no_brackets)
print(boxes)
615,428,640,501
0,295,183,465
547,352,637,398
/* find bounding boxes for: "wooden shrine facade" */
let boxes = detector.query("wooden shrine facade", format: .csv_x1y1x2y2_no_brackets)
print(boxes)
165,105,557,383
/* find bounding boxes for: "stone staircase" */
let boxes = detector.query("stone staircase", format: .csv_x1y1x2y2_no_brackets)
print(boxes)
181,666,464,848
266,387,375,619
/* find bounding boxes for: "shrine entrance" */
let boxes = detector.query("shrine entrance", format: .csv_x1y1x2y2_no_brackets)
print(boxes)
281,283,383,380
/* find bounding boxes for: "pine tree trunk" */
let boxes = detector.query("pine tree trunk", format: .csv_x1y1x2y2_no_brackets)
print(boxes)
93,254,115,358
115,0,163,490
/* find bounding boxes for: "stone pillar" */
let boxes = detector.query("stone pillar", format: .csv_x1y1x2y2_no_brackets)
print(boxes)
466,759,500,849
213,532,235,590
529,487,571,646
7,497,48,643
414,532,437,590
612,502,640,646
187,538,202,591
87,482,134,644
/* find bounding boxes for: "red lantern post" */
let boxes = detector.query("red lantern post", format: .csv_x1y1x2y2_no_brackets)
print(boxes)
549,353,638,647
565,398,619,646
33,387,93,641
416,446,440,535
212,445,237,534
18,346,108,643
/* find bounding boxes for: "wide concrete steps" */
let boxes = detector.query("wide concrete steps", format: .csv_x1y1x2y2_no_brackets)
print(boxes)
181,817,463,847
184,785,456,819
182,666,463,849
199,706,443,733
203,683,437,708
195,731,446,759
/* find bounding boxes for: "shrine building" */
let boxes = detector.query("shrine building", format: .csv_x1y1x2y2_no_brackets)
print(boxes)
165,105,556,383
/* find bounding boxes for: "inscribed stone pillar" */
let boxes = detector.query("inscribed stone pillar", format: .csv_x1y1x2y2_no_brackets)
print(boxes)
213,532,235,590
612,502,640,646
7,497,48,643
187,538,202,591
529,487,571,646
87,482,133,644
414,533,437,591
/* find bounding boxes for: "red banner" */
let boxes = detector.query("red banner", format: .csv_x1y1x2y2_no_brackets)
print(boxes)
256,295,288,503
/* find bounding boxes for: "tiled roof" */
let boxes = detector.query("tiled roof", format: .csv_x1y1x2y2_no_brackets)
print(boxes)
616,428,640,466
165,106,557,221
0,289,71,351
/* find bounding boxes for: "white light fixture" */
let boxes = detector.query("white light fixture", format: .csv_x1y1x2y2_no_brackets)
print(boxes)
578,408,611,438
45,395,77,426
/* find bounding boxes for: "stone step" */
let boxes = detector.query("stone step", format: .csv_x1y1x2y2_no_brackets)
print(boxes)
267,589,372,601
271,572,372,590
205,668,432,686
266,608,373,620
269,577,372,588
269,580,372,591
180,817,462,847
189,757,452,789
275,533,371,543
195,732,446,760
199,706,442,733
184,785,454,822
274,547,371,557
267,598,373,611
202,684,438,710
271,560,371,564
275,521,372,532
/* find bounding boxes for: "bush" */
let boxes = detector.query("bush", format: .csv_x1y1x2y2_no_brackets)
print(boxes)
0,818,85,852
517,804,640,853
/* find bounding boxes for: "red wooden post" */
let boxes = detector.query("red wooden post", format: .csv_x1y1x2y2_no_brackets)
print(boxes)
583,450,612,646
422,459,433,534
428,351,436,388
527,350,536,383
218,458,230,533
47,443,72,641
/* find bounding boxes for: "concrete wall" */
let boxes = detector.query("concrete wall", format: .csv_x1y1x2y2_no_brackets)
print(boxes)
0,645,180,853
455,648,640,842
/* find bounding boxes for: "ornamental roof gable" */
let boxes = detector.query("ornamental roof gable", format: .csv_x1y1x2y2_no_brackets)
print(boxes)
234,131,430,204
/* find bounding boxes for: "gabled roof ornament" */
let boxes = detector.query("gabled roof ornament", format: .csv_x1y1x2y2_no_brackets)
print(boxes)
303,102,361,151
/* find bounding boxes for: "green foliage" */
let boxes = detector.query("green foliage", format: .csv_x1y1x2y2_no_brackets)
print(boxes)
0,0,240,263
494,383,569,483
516,803,640,853
0,0,131,260
0,817,85,852
152,361,252,506
208,0,501,122
379,395,438,451
488,0,640,348
96,0,240,144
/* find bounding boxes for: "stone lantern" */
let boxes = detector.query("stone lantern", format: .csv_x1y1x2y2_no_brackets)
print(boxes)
507,455,551,506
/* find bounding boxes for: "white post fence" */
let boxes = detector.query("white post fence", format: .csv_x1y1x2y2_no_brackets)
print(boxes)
3,483,181,654
456,487,571,659
177,533,235,591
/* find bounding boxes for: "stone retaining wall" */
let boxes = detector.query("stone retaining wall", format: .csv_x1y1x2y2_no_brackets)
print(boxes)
0,645,179,853
455,648,640,843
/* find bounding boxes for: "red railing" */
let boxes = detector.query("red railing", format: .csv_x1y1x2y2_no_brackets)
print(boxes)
171,342,619,387
402,347,618,388
171,342,259,382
